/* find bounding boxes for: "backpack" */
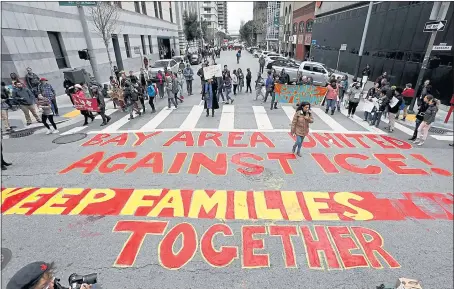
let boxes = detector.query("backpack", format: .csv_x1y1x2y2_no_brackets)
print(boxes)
147,85,156,97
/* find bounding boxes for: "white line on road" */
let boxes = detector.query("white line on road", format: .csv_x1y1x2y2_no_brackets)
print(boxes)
180,105,204,130
311,107,348,132
253,106,273,130
139,107,173,131
282,106,295,122
101,114,131,133
88,128,385,134
59,109,118,135
380,117,414,135
431,135,454,141
339,108,386,134
219,105,234,130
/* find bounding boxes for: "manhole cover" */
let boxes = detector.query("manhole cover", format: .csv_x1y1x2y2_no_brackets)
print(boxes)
53,133,87,144
8,129,35,138
1,248,12,270
429,127,451,134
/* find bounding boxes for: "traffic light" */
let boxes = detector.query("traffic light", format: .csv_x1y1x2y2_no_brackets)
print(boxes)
78,49,90,60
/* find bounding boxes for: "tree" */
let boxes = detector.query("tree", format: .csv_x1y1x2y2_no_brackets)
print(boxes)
239,20,259,46
183,11,200,43
89,2,120,76
201,19,209,42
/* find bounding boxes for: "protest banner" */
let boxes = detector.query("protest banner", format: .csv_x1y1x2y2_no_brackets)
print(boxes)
275,84,328,105
72,94,99,112
203,65,222,79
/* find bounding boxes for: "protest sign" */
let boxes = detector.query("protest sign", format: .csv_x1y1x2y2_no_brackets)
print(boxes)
72,94,99,112
203,65,222,79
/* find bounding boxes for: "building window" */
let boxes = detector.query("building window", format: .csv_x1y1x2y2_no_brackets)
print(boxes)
153,2,158,17
148,35,153,54
134,1,140,13
169,2,173,23
113,1,121,8
292,22,298,34
158,2,163,19
124,34,131,58
47,32,68,69
141,1,147,15
204,8,211,13
299,21,304,33
141,35,146,54
306,19,313,33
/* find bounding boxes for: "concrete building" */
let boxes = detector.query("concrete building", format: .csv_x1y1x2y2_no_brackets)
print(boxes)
1,1,179,95
175,1,201,54
279,1,311,57
217,1,228,33
200,1,218,42
252,2,267,46
311,1,453,105
265,1,281,50
292,2,315,61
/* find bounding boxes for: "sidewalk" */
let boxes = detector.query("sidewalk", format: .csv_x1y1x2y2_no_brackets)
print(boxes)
334,69,453,132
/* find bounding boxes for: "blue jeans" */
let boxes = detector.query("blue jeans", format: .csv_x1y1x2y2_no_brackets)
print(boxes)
370,111,383,127
293,135,305,153
326,99,336,112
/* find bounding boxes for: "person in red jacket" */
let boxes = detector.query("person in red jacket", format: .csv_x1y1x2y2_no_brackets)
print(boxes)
399,83,415,121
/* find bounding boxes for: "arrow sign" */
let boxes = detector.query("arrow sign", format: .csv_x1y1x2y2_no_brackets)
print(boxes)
423,20,447,32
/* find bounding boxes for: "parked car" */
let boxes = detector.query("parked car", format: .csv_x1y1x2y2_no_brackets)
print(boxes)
267,59,300,84
148,59,179,82
253,49,263,58
264,55,287,67
259,51,274,59
248,46,258,53
172,55,186,64
297,61,340,86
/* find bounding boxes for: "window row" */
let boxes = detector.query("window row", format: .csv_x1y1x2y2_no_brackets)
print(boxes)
114,1,171,22
292,20,313,34
124,34,154,58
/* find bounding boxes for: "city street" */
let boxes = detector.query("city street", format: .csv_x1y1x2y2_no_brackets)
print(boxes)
1,50,453,289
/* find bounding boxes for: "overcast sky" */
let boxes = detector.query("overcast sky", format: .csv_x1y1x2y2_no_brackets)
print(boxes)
228,2,253,34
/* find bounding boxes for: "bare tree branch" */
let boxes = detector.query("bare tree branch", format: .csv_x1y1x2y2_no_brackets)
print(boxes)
89,2,120,76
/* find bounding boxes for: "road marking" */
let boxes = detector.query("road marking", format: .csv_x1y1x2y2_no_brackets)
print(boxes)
282,105,295,121
88,128,384,134
139,107,173,131
60,126,87,136
311,107,348,132
101,114,131,133
219,105,234,130
380,117,414,135
339,108,385,134
431,135,454,141
253,106,273,130
180,105,204,130
63,109,80,118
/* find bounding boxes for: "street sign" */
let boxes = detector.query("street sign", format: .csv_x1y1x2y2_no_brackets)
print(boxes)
423,20,447,32
311,39,317,45
133,46,141,55
59,1,97,6
340,44,347,51
433,45,452,51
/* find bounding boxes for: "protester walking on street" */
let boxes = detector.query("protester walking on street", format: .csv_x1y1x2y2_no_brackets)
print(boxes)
177,70,185,99
369,89,388,128
25,67,41,96
37,94,58,134
409,95,430,141
246,68,252,93
173,72,183,104
291,101,314,157
147,80,157,113
12,82,41,125
70,85,94,126
197,64,206,96
1,82,12,132
91,85,111,126
223,72,233,104
417,80,432,106
414,96,438,146
325,80,339,115
1,144,12,171
279,69,290,85
397,83,415,121
232,70,239,95
259,55,265,74
183,64,194,95
236,50,241,64
123,83,141,120
346,82,362,118
338,75,349,111
238,68,245,93
156,70,165,99
255,72,265,101
264,71,274,104
38,78,58,115
63,78,75,105
166,75,178,109
204,77,220,117
387,87,403,132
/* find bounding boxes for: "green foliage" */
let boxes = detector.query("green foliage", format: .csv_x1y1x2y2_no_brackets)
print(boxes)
183,11,201,42
239,20,259,46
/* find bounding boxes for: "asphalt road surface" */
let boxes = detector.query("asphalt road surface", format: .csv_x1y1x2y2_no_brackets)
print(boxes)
1,50,453,289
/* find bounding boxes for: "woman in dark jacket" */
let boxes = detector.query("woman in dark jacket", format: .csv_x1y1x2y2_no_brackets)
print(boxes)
204,77,220,117
409,95,430,141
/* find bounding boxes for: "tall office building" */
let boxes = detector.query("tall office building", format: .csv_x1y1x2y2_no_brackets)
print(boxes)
217,1,228,33
200,1,218,42
253,2,268,45
266,1,281,50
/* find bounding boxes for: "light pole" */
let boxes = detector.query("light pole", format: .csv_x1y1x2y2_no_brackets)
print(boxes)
353,1,373,81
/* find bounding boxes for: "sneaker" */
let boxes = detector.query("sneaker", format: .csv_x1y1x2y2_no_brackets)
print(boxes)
413,139,420,144
417,141,424,146
46,129,52,135
52,130,59,134
408,137,416,141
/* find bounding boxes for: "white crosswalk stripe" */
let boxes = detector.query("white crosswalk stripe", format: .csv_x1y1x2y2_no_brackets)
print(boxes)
51,104,451,142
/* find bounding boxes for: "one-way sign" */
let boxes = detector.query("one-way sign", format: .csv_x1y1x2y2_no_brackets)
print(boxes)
423,20,447,32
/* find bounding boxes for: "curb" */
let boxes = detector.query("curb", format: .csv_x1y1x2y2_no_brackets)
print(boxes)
2,119,70,139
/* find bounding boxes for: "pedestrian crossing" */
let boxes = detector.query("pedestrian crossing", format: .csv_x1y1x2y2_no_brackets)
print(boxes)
31,103,453,142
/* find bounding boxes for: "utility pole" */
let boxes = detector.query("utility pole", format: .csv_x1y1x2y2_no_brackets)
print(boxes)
408,1,450,113
78,5,101,83
353,1,373,81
